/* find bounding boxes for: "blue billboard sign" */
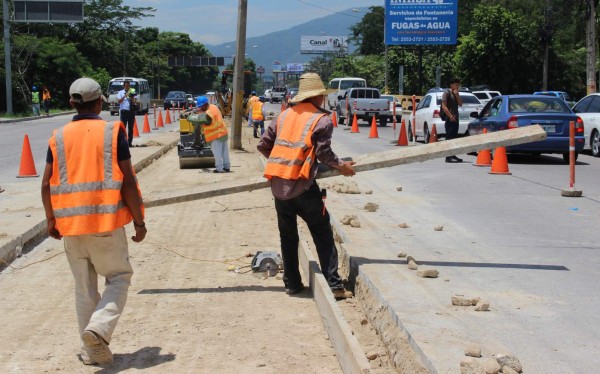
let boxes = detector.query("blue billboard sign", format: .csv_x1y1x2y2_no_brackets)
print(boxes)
385,0,458,45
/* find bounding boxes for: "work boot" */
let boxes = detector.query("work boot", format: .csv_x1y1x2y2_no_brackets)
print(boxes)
81,330,112,365
285,284,304,295
332,287,353,299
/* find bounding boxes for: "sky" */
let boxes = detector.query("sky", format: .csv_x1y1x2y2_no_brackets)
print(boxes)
126,0,381,45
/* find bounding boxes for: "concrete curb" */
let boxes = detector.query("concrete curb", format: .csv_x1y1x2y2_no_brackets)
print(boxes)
0,139,178,271
330,215,437,374
0,111,76,124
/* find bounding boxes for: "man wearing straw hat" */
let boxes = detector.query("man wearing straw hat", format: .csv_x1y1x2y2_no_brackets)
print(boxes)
258,72,355,299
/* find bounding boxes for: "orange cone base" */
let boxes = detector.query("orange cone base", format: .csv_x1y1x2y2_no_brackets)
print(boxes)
489,170,512,175
429,125,438,143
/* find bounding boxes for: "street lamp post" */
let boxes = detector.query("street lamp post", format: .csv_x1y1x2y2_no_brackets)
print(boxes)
352,8,388,93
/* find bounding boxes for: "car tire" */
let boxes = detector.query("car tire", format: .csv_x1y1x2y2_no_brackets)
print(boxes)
424,125,430,144
563,152,578,164
337,109,344,125
408,122,414,142
379,116,387,127
591,130,600,157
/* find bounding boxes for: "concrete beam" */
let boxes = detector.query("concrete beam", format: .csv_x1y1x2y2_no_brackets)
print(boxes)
145,125,546,208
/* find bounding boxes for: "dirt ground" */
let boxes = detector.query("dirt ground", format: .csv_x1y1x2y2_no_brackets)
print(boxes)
0,123,395,373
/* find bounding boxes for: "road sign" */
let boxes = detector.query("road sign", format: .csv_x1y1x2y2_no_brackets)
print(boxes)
168,56,225,67
14,0,84,23
385,0,458,45
256,66,265,74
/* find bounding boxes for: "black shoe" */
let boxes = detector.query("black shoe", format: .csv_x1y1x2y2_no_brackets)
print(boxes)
224,168,230,172
445,157,458,163
285,284,304,295
453,156,463,163
253,135,259,138
213,169,224,173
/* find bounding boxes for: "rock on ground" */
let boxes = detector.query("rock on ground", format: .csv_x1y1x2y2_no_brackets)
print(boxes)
464,344,482,358
495,353,523,373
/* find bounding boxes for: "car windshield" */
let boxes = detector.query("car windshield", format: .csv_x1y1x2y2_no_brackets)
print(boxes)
166,92,184,99
340,80,366,90
108,81,138,94
273,87,286,92
461,95,481,104
508,98,570,113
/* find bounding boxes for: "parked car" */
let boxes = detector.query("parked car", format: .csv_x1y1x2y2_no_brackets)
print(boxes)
263,89,272,102
186,93,195,107
409,91,483,143
572,93,600,156
533,91,575,107
163,91,188,110
467,95,584,163
337,87,390,126
380,95,402,123
326,77,367,110
270,86,287,103
472,90,501,105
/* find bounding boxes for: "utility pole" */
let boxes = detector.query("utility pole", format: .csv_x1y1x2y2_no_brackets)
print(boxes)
585,0,597,94
231,0,247,150
542,0,550,91
3,0,13,115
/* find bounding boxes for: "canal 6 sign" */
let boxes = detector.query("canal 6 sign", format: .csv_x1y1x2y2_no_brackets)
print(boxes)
385,0,458,45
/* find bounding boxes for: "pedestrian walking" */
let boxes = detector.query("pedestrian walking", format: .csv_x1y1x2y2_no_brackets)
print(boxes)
194,96,230,173
257,72,355,299
42,86,52,116
31,86,41,116
441,78,464,163
251,96,267,138
41,77,146,366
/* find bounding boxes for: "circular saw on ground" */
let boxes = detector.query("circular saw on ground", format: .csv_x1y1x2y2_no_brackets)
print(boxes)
251,251,283,275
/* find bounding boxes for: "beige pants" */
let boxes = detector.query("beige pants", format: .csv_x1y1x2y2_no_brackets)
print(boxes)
64,227,133,347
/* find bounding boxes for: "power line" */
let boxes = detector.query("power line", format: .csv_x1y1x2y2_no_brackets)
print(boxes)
296,0,364,19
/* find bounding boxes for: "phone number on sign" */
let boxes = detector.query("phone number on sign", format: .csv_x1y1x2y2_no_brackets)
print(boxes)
398,36,451,43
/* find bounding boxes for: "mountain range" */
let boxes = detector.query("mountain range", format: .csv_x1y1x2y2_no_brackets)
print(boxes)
206,7,369,78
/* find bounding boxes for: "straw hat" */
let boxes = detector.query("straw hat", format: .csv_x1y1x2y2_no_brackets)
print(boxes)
289,72,327,103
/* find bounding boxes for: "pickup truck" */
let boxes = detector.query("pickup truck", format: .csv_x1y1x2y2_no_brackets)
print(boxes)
336,88,390,127
270,86,287,103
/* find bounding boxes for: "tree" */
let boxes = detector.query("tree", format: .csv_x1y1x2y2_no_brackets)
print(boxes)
349,6,385,56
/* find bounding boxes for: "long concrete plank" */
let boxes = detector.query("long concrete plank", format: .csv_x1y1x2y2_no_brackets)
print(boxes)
145,125,546,208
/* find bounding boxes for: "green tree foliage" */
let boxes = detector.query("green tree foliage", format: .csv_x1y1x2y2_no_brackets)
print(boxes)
350,6,385,56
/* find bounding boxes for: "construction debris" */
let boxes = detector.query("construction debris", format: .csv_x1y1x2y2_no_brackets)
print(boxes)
494,354,523,373
396,186,403,191
481,358,501,374
350,219,361,228
363,202,379,212
434,225,444,231
397,252,407,258
464,344,482,358
341,214,358,225
398,223,409,228
475,301,490,312
452,295,474,307
417,269,439,278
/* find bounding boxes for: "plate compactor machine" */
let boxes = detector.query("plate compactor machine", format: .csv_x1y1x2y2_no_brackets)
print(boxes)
177,117,216,169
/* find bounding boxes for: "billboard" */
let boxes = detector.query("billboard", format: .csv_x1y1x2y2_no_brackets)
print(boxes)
385,0,458,45
300,36,348,54
286,63,304,73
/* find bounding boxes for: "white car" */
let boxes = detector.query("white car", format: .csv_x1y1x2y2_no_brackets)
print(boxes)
263,89,272,101
472,90,501,105
408,91,483,143
572,93,600,156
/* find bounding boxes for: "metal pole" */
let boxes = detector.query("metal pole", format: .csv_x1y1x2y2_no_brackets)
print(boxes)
231,0,247,150
384,44,389,94
586,0,597,94
3,0,13,115
157,30,161,100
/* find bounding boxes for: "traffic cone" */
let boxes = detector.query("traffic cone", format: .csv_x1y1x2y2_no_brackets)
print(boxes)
157,110,164,128
133,118,140,138
489,146,511,175
17,134,38,178
473,129,492,167
350,113,359,133
331,111,338,128
368,115,379,138
396,119,408,146
428,124,438,143
165,108,172,124
143,114,151,133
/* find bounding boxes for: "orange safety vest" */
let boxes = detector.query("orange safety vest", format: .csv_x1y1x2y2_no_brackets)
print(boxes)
48,119,143,236
203,104,228,142
252,101,264,121
246,96,259,115
263,102,326,180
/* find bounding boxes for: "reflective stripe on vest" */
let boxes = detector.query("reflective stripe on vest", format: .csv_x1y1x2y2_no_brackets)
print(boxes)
263,103,325,180
49,120,136,236
252,101,264,121
203,104,228,142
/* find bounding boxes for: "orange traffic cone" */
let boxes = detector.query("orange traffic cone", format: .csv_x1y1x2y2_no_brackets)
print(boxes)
396,119,408,146
17,134,38,178
474,129,492,167
489,146,511,175
368,115,379,138
157,110,164,128
133,118,140,138
331,111,338,128
143,114,151,133
428,125,438,143
350,113,359,133
165,108,172,124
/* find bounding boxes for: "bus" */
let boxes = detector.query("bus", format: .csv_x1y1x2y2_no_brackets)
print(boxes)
106,77,151,115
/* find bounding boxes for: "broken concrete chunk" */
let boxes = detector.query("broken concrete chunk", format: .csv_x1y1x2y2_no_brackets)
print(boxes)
464,344,482,358
481,358,501,374
406,256,417,264
494,354,522,373
475,301,490,312
460,357,486,374
501,367,518,374
350,219,361,228
407,260,418,270
396,186,403,191
398,222,409,228
397,252,407,258
341,214,358,225
452,295,473,306
364,202,379,212
434,225,444,231
417,269,439,278
470,297,481,306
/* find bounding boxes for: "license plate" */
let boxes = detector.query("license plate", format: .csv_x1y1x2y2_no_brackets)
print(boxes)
541,124,556,133
365,112,374,116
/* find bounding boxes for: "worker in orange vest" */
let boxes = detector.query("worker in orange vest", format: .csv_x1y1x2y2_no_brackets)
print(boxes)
41,77,146,366
246,90,259,127
195,96,231,173
251,96,267,138
257,72,355,299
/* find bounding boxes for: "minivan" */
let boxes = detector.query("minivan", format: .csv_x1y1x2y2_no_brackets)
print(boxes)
327,77,367,110
107,77,151,115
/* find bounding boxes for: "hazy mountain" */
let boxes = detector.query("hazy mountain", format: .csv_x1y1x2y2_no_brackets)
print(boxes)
206,7,369,77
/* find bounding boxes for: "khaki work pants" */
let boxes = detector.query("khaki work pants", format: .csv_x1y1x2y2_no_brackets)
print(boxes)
64,227,133,348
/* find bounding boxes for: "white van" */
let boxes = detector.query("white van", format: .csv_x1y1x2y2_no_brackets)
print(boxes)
107,77,151,115
327,77,367,110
